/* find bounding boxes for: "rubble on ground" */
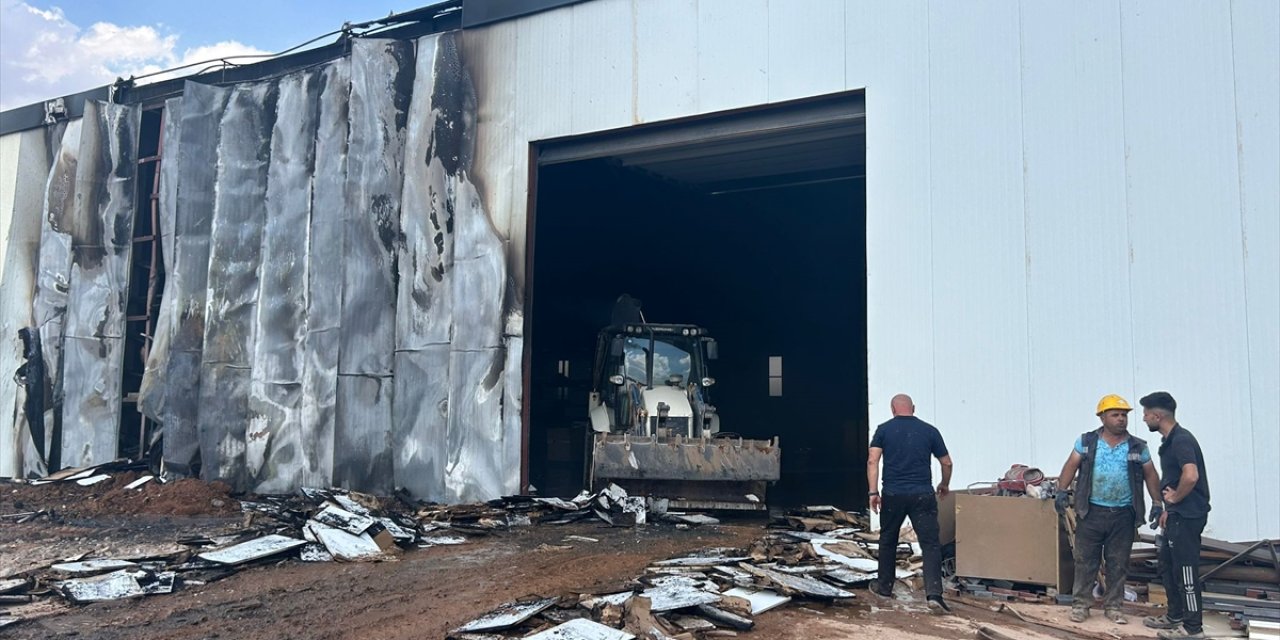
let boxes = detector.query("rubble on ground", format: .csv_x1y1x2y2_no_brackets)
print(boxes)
443,505,926,639
0,462,750,630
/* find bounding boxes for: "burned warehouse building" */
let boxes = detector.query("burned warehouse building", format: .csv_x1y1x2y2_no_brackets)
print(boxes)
0,0,1277,544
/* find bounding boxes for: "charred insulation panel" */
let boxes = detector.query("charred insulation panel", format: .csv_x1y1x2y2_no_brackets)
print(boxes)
8,33,522,501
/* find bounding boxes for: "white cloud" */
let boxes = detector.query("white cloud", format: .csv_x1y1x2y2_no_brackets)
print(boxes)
1,0,271,110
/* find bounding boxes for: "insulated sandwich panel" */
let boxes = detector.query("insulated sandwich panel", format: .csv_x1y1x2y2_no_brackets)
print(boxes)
162,81,231,475
335,39,414,492
59,101,140,467
1120,1,1254,539
138,97,183,422
198,81,277,485
927,1,1031,469
1019,2,1133,463
299,59,351,489
1230,0,1280,540
248,70,322,493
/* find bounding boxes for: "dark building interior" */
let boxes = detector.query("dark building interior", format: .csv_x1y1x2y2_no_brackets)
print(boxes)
526,96,868,509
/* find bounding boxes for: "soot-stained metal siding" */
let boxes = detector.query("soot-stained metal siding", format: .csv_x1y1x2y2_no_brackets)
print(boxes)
24,103,142,471
7,32,522,502
113,33,515,500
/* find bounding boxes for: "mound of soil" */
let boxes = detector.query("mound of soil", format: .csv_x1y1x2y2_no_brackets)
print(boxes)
2,473,240,518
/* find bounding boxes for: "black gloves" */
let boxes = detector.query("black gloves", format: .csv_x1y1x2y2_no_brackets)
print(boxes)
1148,504,1164,530
1054,490,1069,515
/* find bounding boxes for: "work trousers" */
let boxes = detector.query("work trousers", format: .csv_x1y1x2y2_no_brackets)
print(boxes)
1159,513,1207,633
1071,505,1136,611
878,492,943,598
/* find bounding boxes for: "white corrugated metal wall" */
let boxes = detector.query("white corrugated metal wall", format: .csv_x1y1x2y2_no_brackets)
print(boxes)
0,127,48,478
469,0,1279,541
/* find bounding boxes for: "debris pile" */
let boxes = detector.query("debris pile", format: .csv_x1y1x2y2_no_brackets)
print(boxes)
445,505,921,639
0,474,730,622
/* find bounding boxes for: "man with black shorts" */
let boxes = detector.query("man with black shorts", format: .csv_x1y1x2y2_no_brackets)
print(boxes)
867,394,953,614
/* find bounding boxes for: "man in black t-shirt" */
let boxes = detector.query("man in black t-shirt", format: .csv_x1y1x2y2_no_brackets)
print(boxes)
1140,391,1211,640
867,394,953,614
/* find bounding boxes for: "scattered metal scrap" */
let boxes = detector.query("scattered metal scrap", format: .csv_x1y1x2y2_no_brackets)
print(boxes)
3,472,932,640
444,505,924,639
0,475,733,633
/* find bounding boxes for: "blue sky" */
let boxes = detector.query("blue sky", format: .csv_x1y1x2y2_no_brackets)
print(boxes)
0,0,433,110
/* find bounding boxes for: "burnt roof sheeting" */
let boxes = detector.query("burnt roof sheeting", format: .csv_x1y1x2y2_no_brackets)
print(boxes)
126,34,518,500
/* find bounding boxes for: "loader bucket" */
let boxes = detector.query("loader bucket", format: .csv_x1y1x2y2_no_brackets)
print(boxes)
589,433,781,510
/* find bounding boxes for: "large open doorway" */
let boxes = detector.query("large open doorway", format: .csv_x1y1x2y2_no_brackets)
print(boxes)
525,93,868,510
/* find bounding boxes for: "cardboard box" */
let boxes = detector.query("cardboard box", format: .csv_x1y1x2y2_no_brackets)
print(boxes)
955,493,1073,591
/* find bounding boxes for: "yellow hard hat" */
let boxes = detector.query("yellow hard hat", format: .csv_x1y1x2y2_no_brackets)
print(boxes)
1096,394,1133,415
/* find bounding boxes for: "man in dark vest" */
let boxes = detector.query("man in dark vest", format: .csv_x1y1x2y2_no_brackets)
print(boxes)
1141,391,1211,640
1055,394,1162,624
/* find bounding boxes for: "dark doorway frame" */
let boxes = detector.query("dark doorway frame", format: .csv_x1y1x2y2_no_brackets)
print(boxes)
520,90,869,507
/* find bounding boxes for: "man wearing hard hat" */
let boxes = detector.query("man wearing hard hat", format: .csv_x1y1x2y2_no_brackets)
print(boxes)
1055,394,1163,624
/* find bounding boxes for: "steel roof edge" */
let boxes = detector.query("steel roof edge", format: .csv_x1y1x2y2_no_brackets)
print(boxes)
0,0,472,136
461,0,588,28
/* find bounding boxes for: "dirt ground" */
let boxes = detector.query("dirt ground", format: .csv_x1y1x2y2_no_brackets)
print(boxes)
2,479,1234,640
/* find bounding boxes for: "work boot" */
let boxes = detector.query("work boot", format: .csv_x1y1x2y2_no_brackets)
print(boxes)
1069,607,1089,623
1156,627,1205,639
868,581,893,600
1104,609,1128,624
926,596,952,615
1143,614,1183,629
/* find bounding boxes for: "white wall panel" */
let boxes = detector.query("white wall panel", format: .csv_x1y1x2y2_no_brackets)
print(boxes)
1231,0,1280,537
1020,3,1134,468
0,129,47,476
635,0,698,123
351,0,1277,533
514,8,574,142
849,1,936,422
1121,1,1254,539
767,0,845,103
467,20,519,241
927,1,1031,480
697,0,769,114
569,0,635,134
0,132,20,277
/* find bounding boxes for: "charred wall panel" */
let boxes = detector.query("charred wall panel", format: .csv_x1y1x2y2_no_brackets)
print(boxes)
59,101,141,466
299,60,352,488
445,179,509,502
32,120,81,468
334,39,414,492
393,33,452,500
123,36,521,500
247,71,321,492
138,97,183,422
1,126,56,477
198,82,278,486
161,82,231,475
